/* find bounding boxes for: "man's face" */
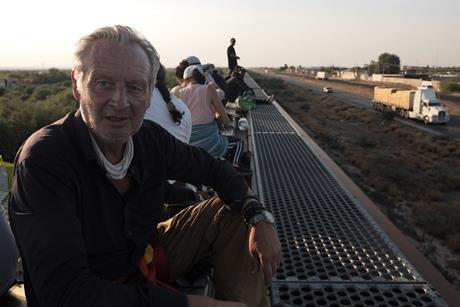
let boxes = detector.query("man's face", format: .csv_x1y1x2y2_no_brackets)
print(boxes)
72,40,152,144
231,39,236,46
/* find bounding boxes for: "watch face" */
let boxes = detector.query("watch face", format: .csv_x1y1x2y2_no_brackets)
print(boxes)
263,211,275,223
250,210,275,226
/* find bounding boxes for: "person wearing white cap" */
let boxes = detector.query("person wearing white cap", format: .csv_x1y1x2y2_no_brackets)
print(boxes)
185,55,201,66
183,56,227,102
176,65,245,168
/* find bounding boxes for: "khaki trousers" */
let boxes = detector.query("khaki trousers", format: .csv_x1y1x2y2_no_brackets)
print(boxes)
157,196,270,307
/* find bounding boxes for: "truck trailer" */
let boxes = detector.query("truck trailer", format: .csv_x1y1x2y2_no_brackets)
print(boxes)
316,71,328,80
372,86,449,124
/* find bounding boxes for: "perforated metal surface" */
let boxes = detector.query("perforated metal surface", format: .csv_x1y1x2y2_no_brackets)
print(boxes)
272,283,445,307
255,131,417,283
249,99,447,306
251,105,295,134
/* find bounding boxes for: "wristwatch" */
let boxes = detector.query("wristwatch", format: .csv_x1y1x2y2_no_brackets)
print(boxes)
248,210,275,227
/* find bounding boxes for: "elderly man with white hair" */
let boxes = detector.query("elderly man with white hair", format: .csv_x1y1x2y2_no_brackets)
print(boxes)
9,25,280,307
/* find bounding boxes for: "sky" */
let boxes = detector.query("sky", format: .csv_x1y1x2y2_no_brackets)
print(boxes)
1,0,459,69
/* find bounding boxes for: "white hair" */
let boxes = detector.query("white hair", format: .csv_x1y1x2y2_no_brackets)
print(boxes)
73,25,159,88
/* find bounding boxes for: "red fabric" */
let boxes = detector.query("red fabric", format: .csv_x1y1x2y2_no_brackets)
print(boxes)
137,236,177,292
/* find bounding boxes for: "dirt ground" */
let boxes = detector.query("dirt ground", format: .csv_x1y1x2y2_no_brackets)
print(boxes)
253,72,460,290
280,72,460,117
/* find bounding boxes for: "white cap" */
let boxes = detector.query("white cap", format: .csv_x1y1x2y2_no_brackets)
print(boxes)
183,65,204,80
201,63,215,72
186,56,201,65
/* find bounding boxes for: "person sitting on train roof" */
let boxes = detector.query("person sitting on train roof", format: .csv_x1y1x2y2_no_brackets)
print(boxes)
8,25,280,307
183,55,227,102
174,65,246,169
170,59,189,96
144,64,192,144
226,67,255,103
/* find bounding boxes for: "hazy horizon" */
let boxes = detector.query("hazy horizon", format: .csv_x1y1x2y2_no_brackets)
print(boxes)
2,0,459,69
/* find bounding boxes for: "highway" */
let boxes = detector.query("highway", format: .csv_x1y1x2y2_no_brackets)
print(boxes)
275,73,460,141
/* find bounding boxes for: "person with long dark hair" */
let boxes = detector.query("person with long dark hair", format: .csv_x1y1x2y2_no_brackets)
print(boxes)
145,64,192,143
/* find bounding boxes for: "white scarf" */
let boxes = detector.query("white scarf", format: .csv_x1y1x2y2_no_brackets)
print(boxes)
90,134,134,180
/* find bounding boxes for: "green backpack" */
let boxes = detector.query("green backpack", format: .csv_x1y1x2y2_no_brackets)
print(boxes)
236,96,254,112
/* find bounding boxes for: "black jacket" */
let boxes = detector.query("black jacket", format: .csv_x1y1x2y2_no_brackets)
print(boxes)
9,110,248,307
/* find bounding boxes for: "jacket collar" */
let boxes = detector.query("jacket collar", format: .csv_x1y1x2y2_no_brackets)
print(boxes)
63,109,146,185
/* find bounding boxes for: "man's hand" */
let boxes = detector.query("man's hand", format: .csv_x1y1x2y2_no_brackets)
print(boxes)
248,222,281,284
187,295,247,307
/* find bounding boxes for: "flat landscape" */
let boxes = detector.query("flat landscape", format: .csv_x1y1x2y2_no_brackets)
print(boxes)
252,72,460,290
280,72,460,117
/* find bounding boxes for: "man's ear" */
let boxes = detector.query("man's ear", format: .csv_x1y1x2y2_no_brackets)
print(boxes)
71,70,81,101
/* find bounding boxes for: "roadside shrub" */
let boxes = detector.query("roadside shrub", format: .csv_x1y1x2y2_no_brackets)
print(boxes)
440,81,460,93
415,210,451,238
252,72,285,91
355,136,377,148
33,87,52,101
381,109,396,122
414,204,460,240
321,133,343,152
448,235,460,252
263,77,285,90
426,166,460,190
427,189,443,201
300,104,310,113
380,166,412,186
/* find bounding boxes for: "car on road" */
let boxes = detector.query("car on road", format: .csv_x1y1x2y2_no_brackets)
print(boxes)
323,86,333,93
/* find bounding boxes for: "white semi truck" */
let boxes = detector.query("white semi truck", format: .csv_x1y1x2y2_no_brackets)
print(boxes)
373,85,449,124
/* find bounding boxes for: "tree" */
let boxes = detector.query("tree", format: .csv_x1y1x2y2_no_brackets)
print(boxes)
367,61,377,75
378,53,401,74
368,53,401,75
33,87,51,101
279,64,288,72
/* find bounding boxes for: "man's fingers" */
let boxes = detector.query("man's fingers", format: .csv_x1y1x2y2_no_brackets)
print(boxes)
271,254,279,278
259,254,273,284
250,251,260,274
274,248,282,273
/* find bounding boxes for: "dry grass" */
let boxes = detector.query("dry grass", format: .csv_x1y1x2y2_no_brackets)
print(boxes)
254,72,460,288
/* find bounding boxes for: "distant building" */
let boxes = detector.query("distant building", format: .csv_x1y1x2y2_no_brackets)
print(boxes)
431,74,460,82
0,78,19,88
401,65,431,76
339,71,357,80
371,74,402,82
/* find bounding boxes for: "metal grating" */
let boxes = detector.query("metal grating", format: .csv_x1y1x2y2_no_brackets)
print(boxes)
272,283,445,307
249,97,447,306
251,105,296,134
254,131,418,283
